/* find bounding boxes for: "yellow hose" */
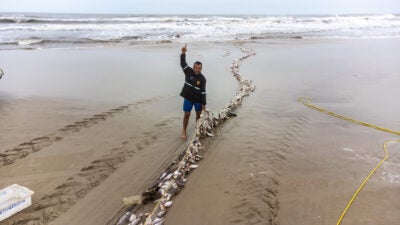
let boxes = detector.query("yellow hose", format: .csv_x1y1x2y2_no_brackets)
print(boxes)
298,97,400,136
298,97,400,225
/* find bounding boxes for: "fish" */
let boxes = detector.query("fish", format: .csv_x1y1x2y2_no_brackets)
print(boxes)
159,172,167,179
173,170,182,176
157,210,166,218
176,177,186,187
117,212,131,225
165,193,172,201
163,201,173,208
152,217,163,224
195,155,203,161
130,217,142,225
189,164,199,169
159,188,166,195
153,219,165,225
129,213,137,222
164,173,173,180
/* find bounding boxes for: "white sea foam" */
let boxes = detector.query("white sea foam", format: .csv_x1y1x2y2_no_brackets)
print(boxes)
381,171,400,184
18,38,43,45
343,147,354,152
1,13,399,49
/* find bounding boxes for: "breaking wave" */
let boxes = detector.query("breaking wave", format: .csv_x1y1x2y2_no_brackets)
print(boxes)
1,13,400,49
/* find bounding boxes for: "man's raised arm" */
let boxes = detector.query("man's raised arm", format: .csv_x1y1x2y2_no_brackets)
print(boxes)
180,44,190,71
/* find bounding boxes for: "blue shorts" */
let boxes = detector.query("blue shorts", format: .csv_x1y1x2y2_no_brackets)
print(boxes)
183,99,202,112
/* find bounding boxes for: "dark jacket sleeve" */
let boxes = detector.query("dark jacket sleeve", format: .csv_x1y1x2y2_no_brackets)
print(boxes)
201,77,206,105
180,54,192,76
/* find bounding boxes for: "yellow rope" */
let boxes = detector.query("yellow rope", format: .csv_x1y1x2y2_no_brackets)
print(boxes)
298,97,400,136
335,140,400,225
298,97,400,225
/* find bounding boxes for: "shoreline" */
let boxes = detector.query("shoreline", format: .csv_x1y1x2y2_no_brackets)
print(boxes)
2,35,400,52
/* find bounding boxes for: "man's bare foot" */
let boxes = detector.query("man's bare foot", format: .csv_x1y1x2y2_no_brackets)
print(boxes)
181,132,187,140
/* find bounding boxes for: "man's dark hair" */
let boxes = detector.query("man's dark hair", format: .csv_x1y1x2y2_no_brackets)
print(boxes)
194,61,202,66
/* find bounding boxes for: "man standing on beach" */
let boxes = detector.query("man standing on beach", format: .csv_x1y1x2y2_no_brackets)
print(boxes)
180,44,206,139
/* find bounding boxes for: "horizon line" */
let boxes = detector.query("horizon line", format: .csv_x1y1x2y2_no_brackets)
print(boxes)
1,11,399,16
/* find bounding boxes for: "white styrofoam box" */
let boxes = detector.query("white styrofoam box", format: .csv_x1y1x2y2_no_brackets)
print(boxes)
0,184,34,222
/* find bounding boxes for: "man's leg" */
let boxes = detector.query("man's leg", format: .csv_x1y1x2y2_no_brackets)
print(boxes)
182,99,193,139
182,112,191,139
195,110,201,121
195,102,202,121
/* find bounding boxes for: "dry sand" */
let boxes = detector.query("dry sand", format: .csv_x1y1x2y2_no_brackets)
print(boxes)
1,39,400,225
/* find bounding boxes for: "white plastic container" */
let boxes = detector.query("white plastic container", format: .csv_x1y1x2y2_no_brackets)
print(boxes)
0,184,34,222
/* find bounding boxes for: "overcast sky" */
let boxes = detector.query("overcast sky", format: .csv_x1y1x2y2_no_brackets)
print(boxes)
0,0,399,15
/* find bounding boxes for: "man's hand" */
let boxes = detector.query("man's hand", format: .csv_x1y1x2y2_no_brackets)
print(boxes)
181,44,187,54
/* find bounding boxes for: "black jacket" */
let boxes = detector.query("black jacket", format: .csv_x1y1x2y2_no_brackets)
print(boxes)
180,54,206,105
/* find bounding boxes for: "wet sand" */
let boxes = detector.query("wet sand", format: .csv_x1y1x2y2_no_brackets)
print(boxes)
166,39,400,225
1,39,400,225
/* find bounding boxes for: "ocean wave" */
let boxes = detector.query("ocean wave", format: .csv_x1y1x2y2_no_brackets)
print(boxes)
1,14,400,49
0,15,229,24
1,14,398,24
0,35,147,47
